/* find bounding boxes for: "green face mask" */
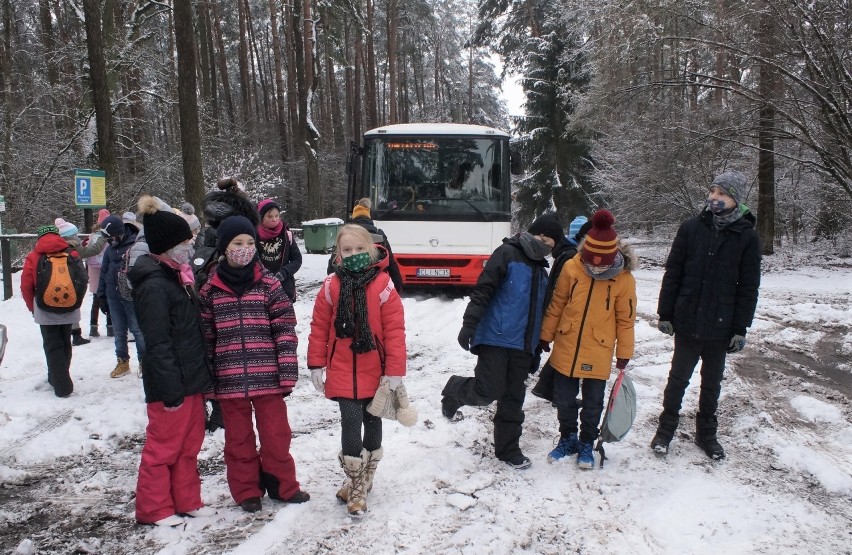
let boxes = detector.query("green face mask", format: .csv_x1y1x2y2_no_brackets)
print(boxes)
342,251,371,272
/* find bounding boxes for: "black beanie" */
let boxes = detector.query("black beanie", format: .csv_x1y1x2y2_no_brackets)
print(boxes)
137,196,193,255
216,215,258,251
527,212,564,244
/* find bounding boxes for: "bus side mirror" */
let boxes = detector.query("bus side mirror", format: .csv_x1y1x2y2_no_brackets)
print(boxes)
510,150,523,175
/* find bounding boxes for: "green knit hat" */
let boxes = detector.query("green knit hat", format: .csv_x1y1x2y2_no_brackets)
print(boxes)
36,224,60,237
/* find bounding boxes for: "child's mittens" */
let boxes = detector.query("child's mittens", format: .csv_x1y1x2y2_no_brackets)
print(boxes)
382,376,403,391
394,382,418,427
310,368,325,394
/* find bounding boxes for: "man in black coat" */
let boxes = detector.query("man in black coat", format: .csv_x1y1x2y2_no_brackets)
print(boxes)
651,170,762,460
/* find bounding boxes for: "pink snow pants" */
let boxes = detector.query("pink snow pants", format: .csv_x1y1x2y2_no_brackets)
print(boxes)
220,394,300,504
135,393,206,524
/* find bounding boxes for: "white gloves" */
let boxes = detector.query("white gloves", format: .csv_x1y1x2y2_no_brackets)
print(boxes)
310,368,325,394
382,376,403,391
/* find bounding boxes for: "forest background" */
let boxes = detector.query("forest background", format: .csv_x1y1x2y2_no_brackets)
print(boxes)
0,0,850,254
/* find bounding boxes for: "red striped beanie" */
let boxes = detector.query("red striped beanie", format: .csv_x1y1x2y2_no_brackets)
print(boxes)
581,209,618,266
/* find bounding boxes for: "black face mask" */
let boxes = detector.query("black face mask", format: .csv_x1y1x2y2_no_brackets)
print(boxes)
109,234,124,246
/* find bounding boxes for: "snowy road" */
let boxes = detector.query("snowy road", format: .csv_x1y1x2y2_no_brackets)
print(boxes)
0,247,850,554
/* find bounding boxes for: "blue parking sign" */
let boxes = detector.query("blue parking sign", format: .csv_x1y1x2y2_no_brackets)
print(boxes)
76,176,92,204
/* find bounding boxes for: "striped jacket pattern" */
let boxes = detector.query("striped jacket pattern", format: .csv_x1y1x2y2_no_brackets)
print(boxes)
198,262,298,399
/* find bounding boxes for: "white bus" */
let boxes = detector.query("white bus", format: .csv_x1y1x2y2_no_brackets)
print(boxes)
346,123,515,286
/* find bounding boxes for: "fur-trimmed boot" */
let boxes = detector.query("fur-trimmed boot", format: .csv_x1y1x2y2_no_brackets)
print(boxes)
339,450,369,515
337,447,383,503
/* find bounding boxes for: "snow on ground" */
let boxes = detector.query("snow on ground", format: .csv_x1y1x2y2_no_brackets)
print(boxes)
0,240,850,554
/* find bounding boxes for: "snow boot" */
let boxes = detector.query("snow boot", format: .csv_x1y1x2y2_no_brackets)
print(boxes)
577,441,595,469
106,325,115,337
110,358,131,378
337,447,382,503
695,413,725,460
547,433,579,463
71,328,91,346
651,410,679,455
240,497,262,513
501,453,532,470
339,450,369,515
89,325,100,337
650,432,672,455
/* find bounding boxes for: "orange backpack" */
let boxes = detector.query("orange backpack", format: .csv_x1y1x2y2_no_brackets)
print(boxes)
35,248,88,313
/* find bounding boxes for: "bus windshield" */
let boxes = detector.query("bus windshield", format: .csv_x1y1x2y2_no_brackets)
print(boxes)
363,136,511,221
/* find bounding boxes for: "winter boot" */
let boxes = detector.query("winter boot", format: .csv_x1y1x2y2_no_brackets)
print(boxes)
337,447,383,502
650,433,672,455
339,450,369,515
695,413,725,460
106,325,115,337
547,433,580,463
110,358,131,378
72,328,91,346
651,411,679,455
577,441,595,470
89,325,100,338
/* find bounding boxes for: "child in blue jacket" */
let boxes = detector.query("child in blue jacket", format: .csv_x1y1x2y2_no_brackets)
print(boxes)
441,213,563,469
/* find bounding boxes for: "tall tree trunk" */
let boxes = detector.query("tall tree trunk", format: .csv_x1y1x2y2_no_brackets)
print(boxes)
196,2,211,103
173,0,204,211
284,1,301,153
269,0,289,160
326,38,343,147
352,20,362,141
211,0,234,127
82,0,120,192
298,0,321,218
364,0,377,128
38,0,59,87
386,0,398,124
1,0,11,188
344,21,354,144
237,0,252,125
199,0,219,136
244,0,268,122
756,4,777,255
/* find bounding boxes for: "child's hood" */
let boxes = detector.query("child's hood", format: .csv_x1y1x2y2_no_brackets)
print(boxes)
35,233,73,254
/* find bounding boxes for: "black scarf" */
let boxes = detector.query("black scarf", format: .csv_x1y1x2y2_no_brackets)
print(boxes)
334,265,380,353
216,257,257,297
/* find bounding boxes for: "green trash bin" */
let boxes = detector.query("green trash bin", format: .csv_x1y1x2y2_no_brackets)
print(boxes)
301,218,343,254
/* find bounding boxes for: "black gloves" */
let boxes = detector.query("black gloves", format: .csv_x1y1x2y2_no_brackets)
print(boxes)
457,326,475,351
728,334,746,353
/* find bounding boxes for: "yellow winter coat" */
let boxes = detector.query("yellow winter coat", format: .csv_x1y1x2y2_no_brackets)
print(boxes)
540,243,637,381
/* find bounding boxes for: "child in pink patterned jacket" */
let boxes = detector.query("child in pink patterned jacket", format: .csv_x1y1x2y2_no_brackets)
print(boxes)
198,215,309,513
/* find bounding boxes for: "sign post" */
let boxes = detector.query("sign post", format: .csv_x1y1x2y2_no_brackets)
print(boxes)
74,169,107,233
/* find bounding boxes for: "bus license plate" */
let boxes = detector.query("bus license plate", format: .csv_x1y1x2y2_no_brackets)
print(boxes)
416,268,450,278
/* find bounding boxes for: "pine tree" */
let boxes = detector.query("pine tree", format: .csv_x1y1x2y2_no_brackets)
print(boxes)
477,2,595,228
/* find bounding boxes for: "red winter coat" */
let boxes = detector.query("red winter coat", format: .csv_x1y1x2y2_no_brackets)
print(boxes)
21,232,81,312
307,251,406,400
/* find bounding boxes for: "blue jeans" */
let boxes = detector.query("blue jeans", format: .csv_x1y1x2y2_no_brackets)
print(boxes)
107,295,146,361
552,365,607,444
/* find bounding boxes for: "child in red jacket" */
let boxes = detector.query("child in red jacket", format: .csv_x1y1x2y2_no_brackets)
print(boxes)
198,215,309,513
20,224,84,398
307,224,406,516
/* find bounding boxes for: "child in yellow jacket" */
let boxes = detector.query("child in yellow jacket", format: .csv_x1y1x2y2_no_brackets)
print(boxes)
539,210,637,469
